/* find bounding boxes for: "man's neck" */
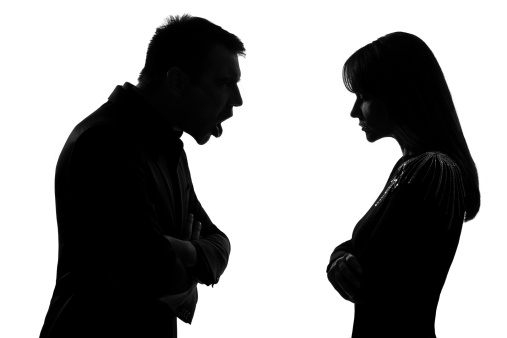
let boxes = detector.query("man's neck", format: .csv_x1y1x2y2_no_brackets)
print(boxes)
132,84,181,132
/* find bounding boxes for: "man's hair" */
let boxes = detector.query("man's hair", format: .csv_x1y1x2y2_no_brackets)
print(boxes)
343,32,480,221
138,14,245,89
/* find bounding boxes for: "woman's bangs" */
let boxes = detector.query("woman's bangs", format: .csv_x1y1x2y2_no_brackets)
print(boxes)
343,48,377,95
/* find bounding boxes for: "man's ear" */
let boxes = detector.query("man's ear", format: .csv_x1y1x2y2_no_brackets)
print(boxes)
165,67,190,97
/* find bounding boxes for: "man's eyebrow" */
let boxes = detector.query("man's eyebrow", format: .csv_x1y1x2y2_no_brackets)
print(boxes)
217,74,241,82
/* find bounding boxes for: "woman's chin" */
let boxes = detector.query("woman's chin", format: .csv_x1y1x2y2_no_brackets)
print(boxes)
364,131,380,143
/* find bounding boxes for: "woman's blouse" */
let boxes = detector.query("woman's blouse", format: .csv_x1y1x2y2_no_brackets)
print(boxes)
328,151,466,338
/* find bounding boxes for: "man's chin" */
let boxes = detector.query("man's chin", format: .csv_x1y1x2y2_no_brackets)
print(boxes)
194,133,212,145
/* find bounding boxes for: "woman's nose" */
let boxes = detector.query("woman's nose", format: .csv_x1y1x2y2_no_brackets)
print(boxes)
350,99,362,118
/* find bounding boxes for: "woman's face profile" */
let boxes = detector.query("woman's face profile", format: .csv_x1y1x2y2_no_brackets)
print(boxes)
350,93,392,143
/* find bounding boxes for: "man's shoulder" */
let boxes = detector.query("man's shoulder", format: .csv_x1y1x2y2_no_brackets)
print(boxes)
68,84,145,146
64,102,124,148
60,83,183,163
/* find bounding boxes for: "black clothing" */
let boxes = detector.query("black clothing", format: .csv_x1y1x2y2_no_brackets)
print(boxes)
328,152,466,338
40,83,230,338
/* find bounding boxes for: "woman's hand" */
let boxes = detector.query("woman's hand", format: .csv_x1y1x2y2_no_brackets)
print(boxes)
327,253,364,303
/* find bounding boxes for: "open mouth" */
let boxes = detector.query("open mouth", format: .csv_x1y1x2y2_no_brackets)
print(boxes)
212,112,233,138
212,123,223,138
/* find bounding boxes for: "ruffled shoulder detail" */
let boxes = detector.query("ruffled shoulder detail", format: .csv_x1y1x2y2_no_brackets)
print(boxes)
375,152,466,228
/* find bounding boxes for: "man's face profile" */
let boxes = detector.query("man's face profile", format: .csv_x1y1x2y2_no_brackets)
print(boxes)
179,44,243,145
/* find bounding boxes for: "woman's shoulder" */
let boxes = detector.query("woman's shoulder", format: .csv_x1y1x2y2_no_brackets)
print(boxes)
398,151,466,221
399,151,462,187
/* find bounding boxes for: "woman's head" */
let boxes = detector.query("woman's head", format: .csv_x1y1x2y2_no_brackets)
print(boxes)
343,32,480,221
344,32,455,151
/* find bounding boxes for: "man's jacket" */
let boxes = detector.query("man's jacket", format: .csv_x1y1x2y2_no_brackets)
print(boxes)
39,83,231,338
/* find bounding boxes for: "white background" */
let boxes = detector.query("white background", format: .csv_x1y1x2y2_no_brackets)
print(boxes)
1,1,505,337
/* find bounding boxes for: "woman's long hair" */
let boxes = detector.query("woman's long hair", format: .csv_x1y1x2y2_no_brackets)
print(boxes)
343,32,480,221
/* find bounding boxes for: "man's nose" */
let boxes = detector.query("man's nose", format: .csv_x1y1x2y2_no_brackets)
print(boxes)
231,84,243,107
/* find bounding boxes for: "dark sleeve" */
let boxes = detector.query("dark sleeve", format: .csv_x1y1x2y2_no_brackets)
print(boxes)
327,240,353,273
68,125,191,296
353,153,466,302
190,201,230,286
181,152,230,286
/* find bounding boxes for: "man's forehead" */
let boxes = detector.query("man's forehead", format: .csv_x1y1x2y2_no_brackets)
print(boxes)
206,45,241,80
216,61,241,80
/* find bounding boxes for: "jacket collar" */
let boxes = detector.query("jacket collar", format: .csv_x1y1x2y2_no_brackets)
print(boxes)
107,82,184,162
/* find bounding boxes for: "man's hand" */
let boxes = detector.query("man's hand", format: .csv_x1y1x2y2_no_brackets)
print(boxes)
181,213,202,241
327,253,364,303
165,213,202,267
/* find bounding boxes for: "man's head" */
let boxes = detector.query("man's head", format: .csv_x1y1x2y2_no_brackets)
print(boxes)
138,15,245,144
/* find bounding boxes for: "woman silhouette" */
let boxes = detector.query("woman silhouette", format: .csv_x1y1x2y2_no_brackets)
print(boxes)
326,32,480,337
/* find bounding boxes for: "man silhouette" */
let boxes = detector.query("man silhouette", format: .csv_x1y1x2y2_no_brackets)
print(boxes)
39,15,244,338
